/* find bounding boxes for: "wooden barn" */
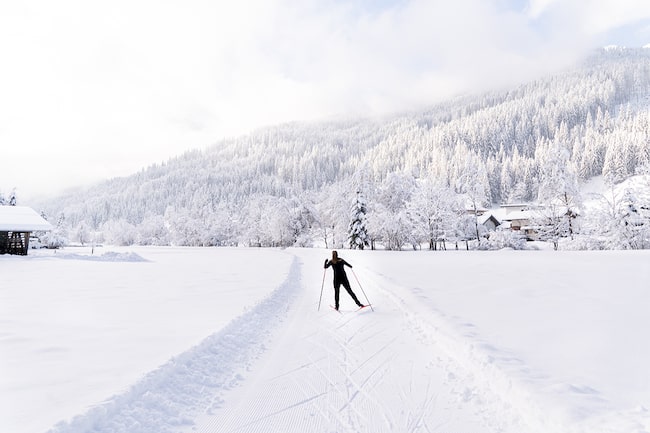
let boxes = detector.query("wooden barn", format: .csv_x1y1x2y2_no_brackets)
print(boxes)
0,206,53,255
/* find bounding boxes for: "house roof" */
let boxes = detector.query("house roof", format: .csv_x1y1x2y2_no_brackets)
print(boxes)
500,203,530,209
501,209,534,221
0,206,53,232
477,213,500,225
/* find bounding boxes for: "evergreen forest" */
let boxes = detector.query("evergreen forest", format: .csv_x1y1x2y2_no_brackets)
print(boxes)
26,47,650,250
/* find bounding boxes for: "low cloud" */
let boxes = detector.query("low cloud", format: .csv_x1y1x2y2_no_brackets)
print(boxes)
0,0,648,198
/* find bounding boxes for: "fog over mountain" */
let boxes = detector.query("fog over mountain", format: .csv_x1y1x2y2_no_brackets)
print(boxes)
31,47,650,250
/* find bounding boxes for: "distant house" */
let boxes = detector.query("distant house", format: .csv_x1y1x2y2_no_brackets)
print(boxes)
477,213,501,232
498,203,542,240
464,205,489,217
0,206,52,255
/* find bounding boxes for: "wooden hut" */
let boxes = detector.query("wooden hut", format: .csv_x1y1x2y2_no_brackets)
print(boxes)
0,206,53,255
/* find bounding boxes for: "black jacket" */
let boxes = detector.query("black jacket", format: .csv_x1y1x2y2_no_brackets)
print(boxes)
324,258,352,284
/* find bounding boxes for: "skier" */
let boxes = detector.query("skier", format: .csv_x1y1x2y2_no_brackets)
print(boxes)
324,250,364,311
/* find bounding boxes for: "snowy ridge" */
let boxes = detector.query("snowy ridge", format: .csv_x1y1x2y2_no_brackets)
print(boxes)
47,257,302,433
356,265,650,433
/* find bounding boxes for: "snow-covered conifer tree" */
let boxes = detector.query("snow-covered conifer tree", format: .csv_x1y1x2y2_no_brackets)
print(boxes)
348,191,369,250
603,136,630,184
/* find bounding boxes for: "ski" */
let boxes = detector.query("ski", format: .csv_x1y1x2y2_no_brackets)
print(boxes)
330,304,372,313
329,305,343,314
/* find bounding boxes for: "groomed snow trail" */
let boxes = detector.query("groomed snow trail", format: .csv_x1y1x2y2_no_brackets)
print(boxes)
186,249,522,433
47,256,302,433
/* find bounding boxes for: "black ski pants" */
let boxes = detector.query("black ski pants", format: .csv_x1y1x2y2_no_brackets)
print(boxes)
334,276,362,308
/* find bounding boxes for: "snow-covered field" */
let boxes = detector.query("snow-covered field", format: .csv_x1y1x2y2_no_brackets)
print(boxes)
1,246,649,433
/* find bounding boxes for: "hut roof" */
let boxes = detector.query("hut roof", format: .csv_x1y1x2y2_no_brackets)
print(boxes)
0,206,53,232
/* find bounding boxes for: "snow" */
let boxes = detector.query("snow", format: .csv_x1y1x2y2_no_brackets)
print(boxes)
0,206,52,231
1,246,649,433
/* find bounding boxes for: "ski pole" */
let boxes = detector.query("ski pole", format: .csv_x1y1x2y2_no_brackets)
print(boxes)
318,268,326,311
351,269,374,311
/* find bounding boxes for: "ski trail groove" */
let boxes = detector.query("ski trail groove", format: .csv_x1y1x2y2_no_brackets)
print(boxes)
229,392,326,432
355,266,536,433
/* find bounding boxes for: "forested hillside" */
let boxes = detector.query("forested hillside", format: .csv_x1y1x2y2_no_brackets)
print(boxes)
34,47,650,250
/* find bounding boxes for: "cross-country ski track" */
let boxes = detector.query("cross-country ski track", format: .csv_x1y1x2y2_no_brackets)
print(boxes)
190,260,492,433
34,247,650,433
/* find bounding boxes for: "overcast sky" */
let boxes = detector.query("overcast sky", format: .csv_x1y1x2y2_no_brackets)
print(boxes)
1,0,649,200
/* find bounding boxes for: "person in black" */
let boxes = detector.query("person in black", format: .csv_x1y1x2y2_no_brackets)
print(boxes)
324,250,364,311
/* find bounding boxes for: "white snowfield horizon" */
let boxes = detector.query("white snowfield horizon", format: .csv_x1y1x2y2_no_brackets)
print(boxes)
1,246,649,433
